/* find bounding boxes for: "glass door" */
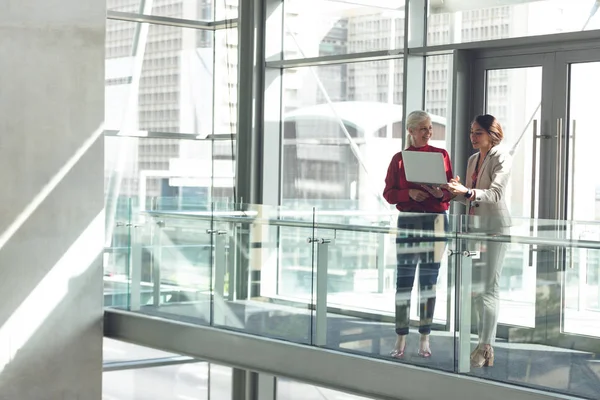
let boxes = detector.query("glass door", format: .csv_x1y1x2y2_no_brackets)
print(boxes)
472,49,600,351
553,49,600,348
472,54,554,331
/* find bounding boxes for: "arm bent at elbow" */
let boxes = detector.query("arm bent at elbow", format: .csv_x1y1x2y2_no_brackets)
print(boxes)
472,152,512,204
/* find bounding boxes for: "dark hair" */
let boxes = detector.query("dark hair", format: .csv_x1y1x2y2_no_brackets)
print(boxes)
472,114,503,146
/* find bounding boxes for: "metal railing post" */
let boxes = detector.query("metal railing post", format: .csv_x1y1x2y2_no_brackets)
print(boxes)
458,250,474,373
315,238,331,347
130,224,143,311
151,220,162,307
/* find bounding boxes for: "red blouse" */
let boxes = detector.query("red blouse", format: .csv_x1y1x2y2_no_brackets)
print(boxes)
383,145,454,213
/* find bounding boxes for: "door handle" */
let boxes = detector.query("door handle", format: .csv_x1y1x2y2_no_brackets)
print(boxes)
529,119,541,267
569,120,577,269
555,118,564,219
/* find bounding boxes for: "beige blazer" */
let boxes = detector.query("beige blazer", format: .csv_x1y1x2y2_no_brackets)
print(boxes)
457,145,512,230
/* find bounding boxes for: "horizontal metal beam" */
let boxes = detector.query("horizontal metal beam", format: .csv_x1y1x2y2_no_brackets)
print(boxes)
266,49,405,69
264,29,600,68
143,210,600,250
103,356,197,372
409,29,600,57
104,310,572,400
208,18,239,29
103,129,235,141
107,10,234,31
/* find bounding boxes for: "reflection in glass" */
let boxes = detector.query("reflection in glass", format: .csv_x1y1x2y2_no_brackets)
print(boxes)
280,60,408,212
283,0,406,59
105,21,224,135
485,66,542,328
564,62,600,336
104,136,235,214
428,0,600,46
425,54,453,125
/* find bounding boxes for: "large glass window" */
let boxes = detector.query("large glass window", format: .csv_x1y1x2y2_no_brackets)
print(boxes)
280,59,403,211
104,7,239,298
282,0,405,60
428,0,600,46
105,22,218,135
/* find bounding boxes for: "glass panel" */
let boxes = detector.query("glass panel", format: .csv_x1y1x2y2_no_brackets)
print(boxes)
565,62,600,336
280,59,404,211
485,66,542,328
283,0,405,60
462,218,600,399
104,197,133,307
314,211,457,372
103,362,208,399
215,0,239,20
564,229,600,336
214,29,239,135
428,0,600,46
103,136,235,217
105,22,237,136
107,0,239,21
130,210,213,323
211,203,315,344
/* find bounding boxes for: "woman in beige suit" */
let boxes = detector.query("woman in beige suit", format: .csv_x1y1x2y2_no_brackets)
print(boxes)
444,114,511,368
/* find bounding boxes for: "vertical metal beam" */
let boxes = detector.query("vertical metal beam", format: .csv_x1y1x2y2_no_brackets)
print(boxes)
236,0,266,205
376,232,386,293
232,368,248,400
449,49,473,216
257,374,277,400
402,0,427,132
151,219,162,307
235,0,266,303
315,241,330,347
214,231,227,299
130,225,143,311
231,369,273,400
262,0,284,207
458,252,473,373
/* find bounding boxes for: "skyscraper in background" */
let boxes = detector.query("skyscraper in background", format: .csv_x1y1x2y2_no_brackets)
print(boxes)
105,0,237,206
104,1,553,213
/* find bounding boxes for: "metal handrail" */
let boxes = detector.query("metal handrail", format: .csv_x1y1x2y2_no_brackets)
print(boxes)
137,210,600,251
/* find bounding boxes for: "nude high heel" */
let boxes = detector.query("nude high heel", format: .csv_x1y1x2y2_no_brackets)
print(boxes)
471,345,494,368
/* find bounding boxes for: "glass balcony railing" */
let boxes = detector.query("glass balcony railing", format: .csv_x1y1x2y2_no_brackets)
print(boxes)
104,197,600,399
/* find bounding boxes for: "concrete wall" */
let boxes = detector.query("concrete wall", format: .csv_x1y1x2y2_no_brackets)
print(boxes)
0,1,104,398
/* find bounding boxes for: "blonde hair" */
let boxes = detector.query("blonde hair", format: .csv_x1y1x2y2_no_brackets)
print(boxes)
405,110,431,149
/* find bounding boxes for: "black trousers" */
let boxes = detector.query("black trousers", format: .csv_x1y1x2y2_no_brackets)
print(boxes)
395,212,448,336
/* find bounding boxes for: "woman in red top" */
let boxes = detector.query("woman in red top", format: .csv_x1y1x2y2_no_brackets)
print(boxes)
383,110,453,359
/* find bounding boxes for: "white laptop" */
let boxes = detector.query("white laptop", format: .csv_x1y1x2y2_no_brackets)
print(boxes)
401,150,448,185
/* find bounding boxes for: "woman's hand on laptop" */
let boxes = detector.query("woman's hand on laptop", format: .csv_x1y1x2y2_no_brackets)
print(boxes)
409,189,430,202
421,185,443,199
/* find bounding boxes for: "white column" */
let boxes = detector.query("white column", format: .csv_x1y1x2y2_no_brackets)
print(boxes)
0,1,104,398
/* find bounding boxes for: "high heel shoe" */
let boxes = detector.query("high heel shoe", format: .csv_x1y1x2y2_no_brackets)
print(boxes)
471,345,494,368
